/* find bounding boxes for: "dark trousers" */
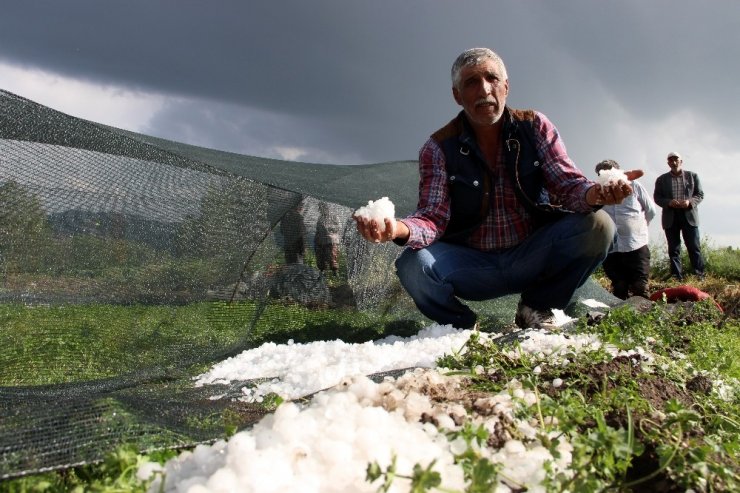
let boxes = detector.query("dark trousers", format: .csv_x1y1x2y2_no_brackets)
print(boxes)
664,210,705,279
602,245,651,299
284,238,305,264
315,242,339,273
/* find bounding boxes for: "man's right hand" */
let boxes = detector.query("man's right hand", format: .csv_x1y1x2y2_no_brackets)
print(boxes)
354,216,409,244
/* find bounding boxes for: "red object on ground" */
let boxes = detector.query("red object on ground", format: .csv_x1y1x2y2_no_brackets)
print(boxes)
650,285,723,312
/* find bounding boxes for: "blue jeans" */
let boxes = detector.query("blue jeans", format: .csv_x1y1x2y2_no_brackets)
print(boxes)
395,211,615,328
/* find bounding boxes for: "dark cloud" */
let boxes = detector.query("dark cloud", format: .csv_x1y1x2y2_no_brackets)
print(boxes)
4,0,738,163
1,0,738,243
141,99,372,164
530,1,740,122
1,1,450,118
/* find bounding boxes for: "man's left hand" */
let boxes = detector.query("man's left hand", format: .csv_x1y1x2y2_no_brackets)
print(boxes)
586,169,644,206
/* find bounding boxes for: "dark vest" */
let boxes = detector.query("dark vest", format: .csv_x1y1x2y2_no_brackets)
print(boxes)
432,108,569,243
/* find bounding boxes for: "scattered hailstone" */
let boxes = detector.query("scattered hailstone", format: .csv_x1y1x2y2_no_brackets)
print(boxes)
581,298,610,309
596,168,629,186
353,197,395,233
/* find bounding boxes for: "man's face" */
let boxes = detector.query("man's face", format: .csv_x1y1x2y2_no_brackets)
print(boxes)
668,156,683,174
452,59,509,129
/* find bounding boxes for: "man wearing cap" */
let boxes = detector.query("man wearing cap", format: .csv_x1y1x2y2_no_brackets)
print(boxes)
596,160,657,298
654,152,705,280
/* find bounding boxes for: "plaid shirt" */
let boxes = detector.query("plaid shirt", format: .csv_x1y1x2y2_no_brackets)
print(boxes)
671,172,687,201
400,110,595,251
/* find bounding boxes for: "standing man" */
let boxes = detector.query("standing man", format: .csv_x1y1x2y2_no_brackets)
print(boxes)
315,201,341,276
654,152,705,280
595,160,657,299
280,198,307,265
355,48,639,330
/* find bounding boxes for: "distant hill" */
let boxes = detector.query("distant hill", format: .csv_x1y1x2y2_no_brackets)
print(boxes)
1,88,421,216
112,127,421,216
48,209,177,252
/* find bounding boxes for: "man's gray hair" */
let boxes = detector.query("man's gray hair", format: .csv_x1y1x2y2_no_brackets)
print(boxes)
595,159,620,174
451,48,508,88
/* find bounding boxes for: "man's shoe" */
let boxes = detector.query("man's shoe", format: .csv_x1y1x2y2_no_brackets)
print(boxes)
515,301,558,330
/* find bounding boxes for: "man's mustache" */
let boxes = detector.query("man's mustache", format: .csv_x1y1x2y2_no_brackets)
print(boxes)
475,98,497,107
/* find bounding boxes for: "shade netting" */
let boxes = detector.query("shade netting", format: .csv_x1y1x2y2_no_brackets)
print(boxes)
0,89,618,479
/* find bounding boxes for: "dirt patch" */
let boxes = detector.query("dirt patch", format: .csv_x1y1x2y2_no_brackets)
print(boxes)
686,374,713,395
551,355,693,412
635,375,693,410
548,355,701,492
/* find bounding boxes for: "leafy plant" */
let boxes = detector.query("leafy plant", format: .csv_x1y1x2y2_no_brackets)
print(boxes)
1,445,173,493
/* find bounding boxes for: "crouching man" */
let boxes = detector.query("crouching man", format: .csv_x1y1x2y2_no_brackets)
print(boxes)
355,48,639,330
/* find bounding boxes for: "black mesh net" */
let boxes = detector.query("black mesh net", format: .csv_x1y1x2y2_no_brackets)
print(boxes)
0,89,619,479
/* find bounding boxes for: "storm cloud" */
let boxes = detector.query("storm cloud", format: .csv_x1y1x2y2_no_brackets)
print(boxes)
1,0,738,246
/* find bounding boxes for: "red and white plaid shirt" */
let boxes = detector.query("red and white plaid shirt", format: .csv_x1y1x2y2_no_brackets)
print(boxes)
400,111,595,251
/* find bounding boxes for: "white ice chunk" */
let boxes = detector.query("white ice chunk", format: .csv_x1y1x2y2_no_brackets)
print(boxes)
596,168,629,186
353,197,395,233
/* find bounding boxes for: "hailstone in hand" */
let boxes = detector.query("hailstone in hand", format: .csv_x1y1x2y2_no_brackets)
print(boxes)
354,197,395,233
596,168,629,186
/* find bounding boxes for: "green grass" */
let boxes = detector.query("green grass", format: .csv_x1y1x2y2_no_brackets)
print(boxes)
433,302,740,492
2,244,738,492
0,299,422,387
0,445,177,493
649,238,739,282
0,302,239,385
587,300,740,379
5,300,737,492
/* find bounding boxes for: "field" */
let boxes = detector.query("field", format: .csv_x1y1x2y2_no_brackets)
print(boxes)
1,245,738,492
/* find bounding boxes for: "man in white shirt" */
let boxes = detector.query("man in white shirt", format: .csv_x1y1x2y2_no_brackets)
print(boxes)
596,160,657,299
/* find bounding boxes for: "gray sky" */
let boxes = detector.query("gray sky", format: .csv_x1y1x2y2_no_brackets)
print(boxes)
1,0,738,247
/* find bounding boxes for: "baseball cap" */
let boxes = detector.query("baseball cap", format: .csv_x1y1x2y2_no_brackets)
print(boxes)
667,152,682,160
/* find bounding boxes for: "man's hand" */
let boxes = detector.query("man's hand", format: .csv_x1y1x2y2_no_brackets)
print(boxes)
586,169,643,206
354,216,404,243
624,170,644,181
669,199,691,209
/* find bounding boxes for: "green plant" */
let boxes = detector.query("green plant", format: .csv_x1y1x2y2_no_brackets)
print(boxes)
650,237,739,282
366,455,445,493
1,445,174,493
365,425,504,493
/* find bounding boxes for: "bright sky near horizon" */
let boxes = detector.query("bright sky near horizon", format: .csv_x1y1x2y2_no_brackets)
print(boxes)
1,0,738,247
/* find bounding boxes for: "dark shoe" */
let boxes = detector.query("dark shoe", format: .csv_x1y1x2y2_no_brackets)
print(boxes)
515,301,558,330
629,284,649,299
